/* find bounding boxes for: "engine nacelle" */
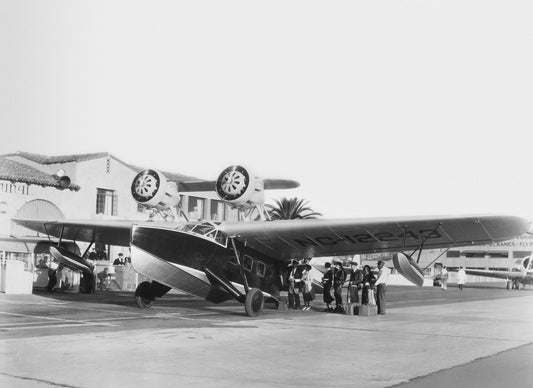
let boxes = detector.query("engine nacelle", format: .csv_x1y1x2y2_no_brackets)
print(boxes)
215,165,265,208
131,169,180,211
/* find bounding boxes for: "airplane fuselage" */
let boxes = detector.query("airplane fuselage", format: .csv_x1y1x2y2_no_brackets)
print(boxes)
130,224,285,303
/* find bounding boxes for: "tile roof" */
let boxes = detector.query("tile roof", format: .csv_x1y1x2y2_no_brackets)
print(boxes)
0,158,80,191
126,163,202,182
1,151,203,183
1,151,110,165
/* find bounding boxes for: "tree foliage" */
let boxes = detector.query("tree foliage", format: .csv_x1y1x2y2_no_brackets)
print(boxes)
266,197,322,220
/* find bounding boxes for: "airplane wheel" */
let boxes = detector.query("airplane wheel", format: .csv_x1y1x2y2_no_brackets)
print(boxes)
506,280,512,290
244,288,264,317
135,281,154,308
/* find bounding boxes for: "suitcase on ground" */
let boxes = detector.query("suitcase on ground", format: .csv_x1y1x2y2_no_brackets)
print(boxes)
356,304,377,316
344,302,356,316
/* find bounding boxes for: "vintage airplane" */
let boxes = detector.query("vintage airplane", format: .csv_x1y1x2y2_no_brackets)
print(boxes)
456,255,533,290
13,165,531,316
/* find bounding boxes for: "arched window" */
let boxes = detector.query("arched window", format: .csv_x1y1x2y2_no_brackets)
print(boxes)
11,199,64,237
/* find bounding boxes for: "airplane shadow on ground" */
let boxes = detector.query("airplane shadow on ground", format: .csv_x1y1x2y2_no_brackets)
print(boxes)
32,289,282,318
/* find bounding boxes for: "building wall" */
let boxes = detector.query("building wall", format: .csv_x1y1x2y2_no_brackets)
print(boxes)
0,181,73,236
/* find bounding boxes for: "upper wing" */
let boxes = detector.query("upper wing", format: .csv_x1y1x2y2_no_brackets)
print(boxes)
12,219,170,246
13,214,529,262
220,214,530,261
461,269,528,280
177,179,299,192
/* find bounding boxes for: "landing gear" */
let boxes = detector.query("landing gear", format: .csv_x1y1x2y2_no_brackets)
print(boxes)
135,281,154,308
244,288,264,317
506,280,512,290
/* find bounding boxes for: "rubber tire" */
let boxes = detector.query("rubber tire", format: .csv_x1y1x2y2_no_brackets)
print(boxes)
506,280,512,290
135,281,154,308
244,288,264,317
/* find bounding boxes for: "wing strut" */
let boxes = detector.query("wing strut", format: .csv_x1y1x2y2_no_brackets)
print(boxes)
81,240,95,261
230,237,249,293
423,241,457,270
410,222,442,263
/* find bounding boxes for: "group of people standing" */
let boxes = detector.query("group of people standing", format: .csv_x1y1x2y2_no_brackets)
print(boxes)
322,260,389,315
287,259,315,310
287,258,390,315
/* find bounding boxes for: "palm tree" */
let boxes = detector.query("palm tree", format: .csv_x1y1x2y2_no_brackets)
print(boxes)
266,197,322,220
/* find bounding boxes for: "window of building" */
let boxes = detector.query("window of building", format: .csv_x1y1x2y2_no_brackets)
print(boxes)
487,251,508,259
446,250,460,258
188,196,205,220
513,251,531,259
462,251,485,258
210,200,225,221
225,205,239,222
96,188,118,216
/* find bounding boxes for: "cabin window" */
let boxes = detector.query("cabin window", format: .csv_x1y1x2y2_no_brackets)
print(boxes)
96,188,118,216
229,255,238,266
256,261,266,277
243,255,253,272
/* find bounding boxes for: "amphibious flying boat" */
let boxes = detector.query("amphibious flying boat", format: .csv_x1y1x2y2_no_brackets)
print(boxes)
13,165,530,316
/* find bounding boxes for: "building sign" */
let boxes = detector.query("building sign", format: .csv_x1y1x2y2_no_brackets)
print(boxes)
490,235,533,248
0,182,30,196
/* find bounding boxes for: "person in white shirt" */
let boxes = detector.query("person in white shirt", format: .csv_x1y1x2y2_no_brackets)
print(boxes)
441,266,448,290
374,260,391,315
457,266,467,291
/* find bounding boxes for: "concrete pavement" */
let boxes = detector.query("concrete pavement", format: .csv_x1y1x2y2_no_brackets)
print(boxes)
0,285,532,387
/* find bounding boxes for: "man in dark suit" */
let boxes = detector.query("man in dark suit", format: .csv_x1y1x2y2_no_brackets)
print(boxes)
113,253,126,265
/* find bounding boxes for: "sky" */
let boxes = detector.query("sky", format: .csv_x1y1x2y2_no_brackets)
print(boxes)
1,1,532,220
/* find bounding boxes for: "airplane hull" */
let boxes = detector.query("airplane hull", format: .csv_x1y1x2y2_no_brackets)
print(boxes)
130,225,282,301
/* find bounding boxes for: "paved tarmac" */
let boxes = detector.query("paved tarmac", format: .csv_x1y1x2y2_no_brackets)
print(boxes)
0,282,532,387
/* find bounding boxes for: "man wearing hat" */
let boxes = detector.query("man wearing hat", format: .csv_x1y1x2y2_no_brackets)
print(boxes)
348,262,363,304
287,259,301,309
113,253,126,266
321,262,334,312
332,261,346,312
374,260,391,315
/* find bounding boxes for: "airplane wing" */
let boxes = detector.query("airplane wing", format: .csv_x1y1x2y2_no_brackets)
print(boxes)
177,179,299,192
219,214,530,261
12,219,163,247
13,214,529,261
460,268,528,280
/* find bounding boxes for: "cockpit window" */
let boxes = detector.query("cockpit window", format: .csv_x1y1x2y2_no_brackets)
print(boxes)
179,221,228,247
